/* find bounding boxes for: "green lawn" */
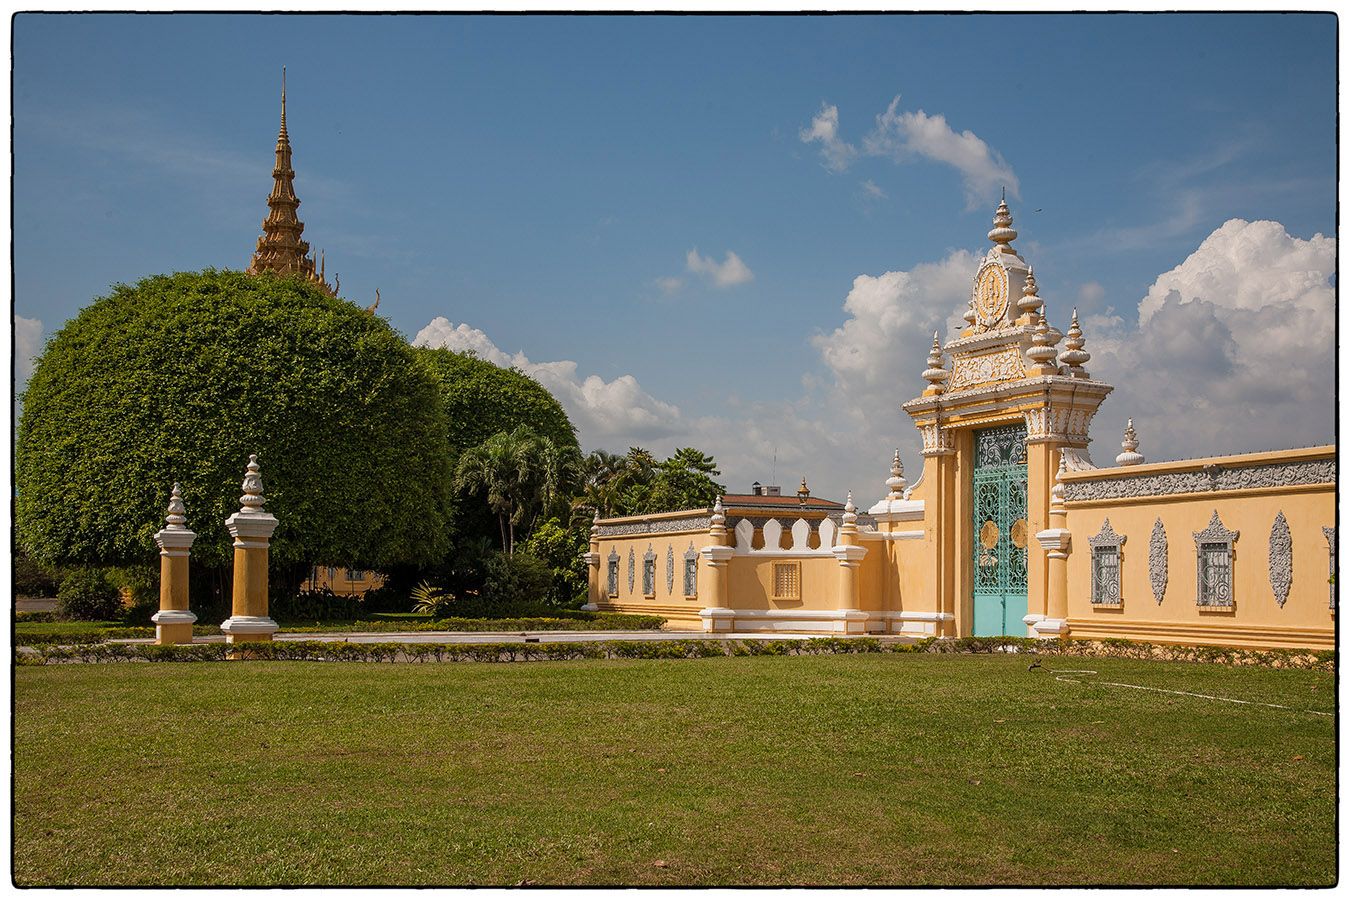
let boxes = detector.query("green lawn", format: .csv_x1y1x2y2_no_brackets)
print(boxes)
14,654,1335,886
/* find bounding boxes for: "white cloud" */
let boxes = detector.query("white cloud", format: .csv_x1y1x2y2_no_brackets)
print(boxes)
1077,281,1106,305
798,103,856,173
1087,219,1334,460
801,96,1018,208
655,276,684,295
686,249,754,288
15,315,43,387
413,317,683,445
860,179,887,200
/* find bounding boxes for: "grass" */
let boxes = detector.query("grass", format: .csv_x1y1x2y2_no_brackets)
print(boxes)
14,654,1335,886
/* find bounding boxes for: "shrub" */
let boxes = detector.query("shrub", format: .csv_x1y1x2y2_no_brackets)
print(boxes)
270,588,362,622
108,564,159,625
14,550,60,597
476,551,554,613
56,568,123,621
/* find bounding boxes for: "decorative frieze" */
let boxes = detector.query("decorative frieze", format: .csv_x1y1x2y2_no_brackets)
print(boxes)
919,423,956,457
1024,406,1094,445
596,515,711,537
1148,518,1168,604
1063,458,1335,503
1268,512,1292,608
947,347,1026,390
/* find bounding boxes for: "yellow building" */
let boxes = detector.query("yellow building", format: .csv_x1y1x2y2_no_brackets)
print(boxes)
589,198,1336,650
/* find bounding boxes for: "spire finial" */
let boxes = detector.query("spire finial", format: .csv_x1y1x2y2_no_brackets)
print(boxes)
281,65,287,134
711,495,726,526
1058,306,1091,376
843,491,858,526
922,330,949,390
164,482,188,529
239,454,266,513
988,193,1017,250
798,476,810,501
1027,306,1058,370
1050,454,1067,516
1116,418,1145,466
1018,266,1043,315
886,449,907,500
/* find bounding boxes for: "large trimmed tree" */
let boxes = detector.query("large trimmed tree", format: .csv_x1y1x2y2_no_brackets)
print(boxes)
16,270,454,602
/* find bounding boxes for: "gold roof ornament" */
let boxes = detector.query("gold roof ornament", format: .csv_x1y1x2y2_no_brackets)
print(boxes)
246,67,336,298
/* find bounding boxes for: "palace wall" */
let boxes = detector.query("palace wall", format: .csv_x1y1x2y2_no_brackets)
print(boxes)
1060,446,1335,650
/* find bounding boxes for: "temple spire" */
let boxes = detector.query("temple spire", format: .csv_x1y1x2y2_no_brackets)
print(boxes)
246,68,335,298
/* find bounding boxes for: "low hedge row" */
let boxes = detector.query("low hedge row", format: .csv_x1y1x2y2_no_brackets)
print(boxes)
14,635,1334,669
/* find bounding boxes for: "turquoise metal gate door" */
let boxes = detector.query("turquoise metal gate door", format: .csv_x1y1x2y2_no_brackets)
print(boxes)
972,424,1029,636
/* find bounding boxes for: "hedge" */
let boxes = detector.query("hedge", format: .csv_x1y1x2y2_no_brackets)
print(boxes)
14,635,1334,670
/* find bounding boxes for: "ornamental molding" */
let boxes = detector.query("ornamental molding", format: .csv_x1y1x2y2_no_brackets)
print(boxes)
596,515,712,537
1149,518,1168,605
1063,458,1335,503
1024,406,1096,445
1194,510,1239,546
665,544,676,595
919,423,957,457
627,548,636,593
947,346,1026,391
1088,518,1126,550
903,373,1112,415
1268,511,1292,608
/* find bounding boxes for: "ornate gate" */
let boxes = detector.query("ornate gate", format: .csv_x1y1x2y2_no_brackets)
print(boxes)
972,423,1029,636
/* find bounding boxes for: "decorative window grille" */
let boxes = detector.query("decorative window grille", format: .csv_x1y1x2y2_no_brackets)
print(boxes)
1088,519,1125,606
642,545,657,597
607,550,620,598
683,544,699,597
627,548,636,593
1193,511,1238,608
665,545,675,595
772,562,801,601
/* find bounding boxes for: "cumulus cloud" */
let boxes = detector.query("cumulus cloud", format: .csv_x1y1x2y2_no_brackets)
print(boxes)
686,249,754,287
15,315,43,387
801,95,1018,207
1086,219,1334,460
413,317,683,445
798,103,856,173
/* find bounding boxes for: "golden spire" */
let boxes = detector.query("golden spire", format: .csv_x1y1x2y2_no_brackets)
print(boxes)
246,68,336,297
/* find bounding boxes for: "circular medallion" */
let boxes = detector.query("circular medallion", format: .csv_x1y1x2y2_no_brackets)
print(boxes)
980,520,1000,549
972,262,1009,328
1010,519,1027,549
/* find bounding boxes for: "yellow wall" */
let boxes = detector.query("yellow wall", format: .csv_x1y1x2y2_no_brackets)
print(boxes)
591,529,707,628
1062,447,1334,650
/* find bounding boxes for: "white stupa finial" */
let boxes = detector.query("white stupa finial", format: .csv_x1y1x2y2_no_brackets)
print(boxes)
1050,455,1067,515
1018,266,1043,315
988,193,1017,251
1027,307,1058,369
885,449,907,499
239,454,265,513
922,331,949,389
1116,418,1145,466
711,495,725,526
843,490,858,526
1058,307,1090,375
164,482,187,530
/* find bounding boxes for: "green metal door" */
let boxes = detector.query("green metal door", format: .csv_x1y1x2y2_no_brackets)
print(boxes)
972,424,1029,636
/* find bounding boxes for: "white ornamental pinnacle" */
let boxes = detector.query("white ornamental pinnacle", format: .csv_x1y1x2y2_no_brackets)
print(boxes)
239,454,266,513
1050,456,1067,514
921,331,949,388
1027,309,1058,367
164,482,188,529
1116,418,1145,467
591,509,601,537
711,495,726,527
885,449,907,499
1018,267,1043,315
987,190,1018,252
843,490,858,525
1058,307,1090,374
962,303,977,329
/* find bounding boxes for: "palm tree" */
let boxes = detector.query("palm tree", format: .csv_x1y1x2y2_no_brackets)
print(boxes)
455,426,560,555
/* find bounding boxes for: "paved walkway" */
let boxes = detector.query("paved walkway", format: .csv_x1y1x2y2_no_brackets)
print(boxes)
112,629,915,646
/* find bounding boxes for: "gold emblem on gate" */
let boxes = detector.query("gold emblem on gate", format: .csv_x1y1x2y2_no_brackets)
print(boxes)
1010,518,1027,548
980,520,1000,549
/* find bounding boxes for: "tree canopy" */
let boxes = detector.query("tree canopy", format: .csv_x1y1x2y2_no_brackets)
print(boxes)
414,347,578,458
575,446,725,518
16,270,453,573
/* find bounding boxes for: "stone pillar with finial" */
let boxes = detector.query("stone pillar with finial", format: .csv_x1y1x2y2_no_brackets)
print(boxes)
831,491,869,635
221,454,280,644
152,483,198,645
698,496,736,633
581,511,602,611
1116,419,1145,466
1032,457,1072,638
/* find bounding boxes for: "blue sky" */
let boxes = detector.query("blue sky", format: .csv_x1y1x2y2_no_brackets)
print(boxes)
13,13,1337,500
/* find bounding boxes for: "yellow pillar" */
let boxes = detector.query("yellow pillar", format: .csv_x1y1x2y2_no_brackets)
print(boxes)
221,455,279,644
699,497,735,632
581,512,602,611
831,491,868,635
1024,440,1064,631
152,483,197,645
1032,457,1071,639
